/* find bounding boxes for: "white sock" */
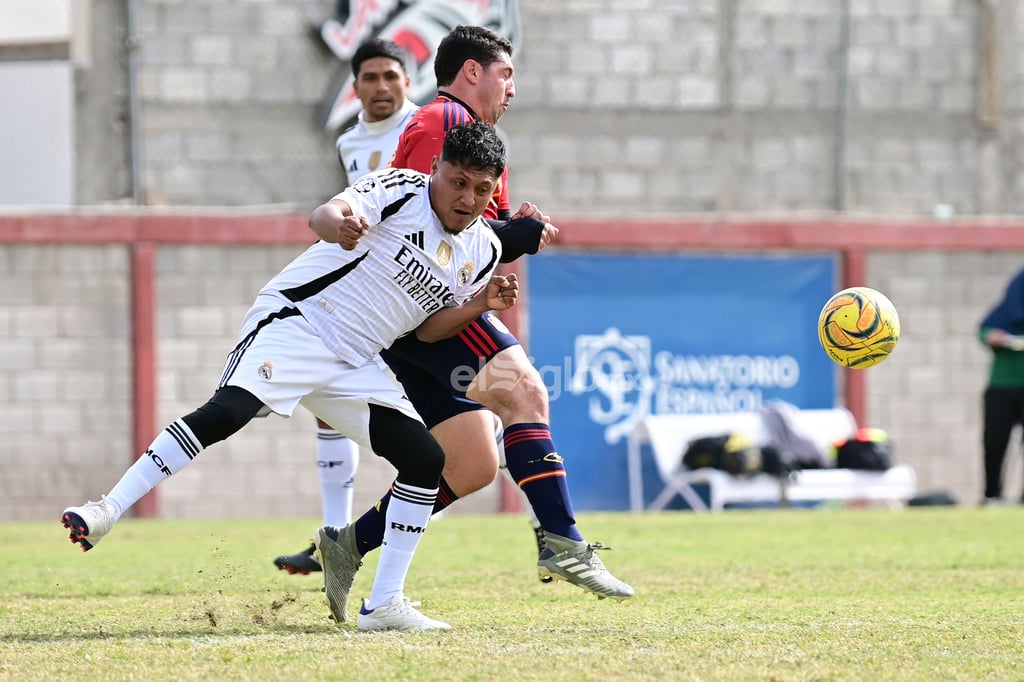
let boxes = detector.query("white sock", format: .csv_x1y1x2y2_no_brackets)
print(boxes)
104,420,202,520
365,481,437,610
316,429,359,526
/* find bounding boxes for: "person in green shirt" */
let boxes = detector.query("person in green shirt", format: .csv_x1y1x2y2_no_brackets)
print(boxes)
978,267,1024,504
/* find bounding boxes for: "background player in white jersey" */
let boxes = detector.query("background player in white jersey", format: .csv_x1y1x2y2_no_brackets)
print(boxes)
61,122,518,631
335,39,419,185
275,38,421,577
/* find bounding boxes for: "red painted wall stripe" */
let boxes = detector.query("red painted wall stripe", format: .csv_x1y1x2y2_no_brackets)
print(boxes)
5,213,1024,249
841,249,868,427
131,242,158,518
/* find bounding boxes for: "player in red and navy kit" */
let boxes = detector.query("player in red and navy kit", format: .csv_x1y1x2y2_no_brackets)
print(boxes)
313,26,634,618
392,91,511,220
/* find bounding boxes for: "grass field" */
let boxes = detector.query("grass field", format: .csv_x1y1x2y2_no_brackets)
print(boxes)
2,507,1024,681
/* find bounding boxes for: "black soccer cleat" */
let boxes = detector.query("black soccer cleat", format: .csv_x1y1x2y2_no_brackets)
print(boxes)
273,543,322,575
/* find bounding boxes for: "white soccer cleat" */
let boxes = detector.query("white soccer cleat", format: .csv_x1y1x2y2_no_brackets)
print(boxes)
60,498,117,552
356,594,451,631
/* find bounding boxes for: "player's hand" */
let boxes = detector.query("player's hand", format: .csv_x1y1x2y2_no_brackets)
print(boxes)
511,201,550,223
987,329,1024,350
511,201,558,252
337,215,371,250
535,223,558,252
485,273,519,310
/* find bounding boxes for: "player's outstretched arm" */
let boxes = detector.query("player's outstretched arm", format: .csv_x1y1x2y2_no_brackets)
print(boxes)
985,328,1024,351
490,201,559,263
309,199,370,250
415,274,519,342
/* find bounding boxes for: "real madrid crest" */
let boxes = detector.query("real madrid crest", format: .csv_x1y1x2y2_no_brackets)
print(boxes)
436,240,452,267
258,360,273,381
457,262,475,286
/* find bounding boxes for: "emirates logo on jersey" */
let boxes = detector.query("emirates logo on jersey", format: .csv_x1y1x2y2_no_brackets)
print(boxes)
436,240,452,266
393,244,456,314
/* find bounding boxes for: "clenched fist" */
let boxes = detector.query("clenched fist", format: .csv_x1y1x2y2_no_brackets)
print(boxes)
486,273,519,310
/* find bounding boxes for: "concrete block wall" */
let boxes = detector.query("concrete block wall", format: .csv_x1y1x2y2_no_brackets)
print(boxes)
128,0,341,207
0,246,132,520
506,0,1008,216
73,0,1024,218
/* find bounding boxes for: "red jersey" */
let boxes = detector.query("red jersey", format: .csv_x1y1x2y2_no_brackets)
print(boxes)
390,92,511,220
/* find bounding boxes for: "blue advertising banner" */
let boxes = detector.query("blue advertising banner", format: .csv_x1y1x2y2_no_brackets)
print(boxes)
527,252,837,510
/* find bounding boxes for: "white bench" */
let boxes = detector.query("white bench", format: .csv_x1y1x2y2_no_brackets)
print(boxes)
625,408,917,512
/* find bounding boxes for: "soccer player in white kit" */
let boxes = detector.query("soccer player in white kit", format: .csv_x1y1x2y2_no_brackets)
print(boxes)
275,38,421,577
61,122,517,631
335,40,418,185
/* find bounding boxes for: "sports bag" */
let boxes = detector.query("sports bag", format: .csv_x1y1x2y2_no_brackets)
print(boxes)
832,428,893,471
682,433,762,476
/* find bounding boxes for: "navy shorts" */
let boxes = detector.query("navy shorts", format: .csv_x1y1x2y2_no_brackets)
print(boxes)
381,311,520,429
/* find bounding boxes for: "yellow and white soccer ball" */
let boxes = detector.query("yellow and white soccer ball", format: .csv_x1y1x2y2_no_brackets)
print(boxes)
818,286,900,368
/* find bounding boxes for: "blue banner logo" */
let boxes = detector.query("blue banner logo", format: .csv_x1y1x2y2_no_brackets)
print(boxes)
528,252,837,509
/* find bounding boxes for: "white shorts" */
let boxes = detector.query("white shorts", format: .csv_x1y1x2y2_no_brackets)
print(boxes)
219,293,421,449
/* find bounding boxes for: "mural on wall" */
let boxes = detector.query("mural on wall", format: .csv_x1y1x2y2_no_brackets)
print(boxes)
528,252,838,510
312,0,522,130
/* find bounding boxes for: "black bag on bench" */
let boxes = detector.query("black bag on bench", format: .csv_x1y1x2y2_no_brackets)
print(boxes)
832,428,893,471
681,433,762,476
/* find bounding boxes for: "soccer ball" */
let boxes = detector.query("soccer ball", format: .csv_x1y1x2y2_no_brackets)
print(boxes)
818,287,900,368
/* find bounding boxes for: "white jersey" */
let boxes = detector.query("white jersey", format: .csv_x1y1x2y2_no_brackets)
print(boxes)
260,167,502,367
336,100,418,184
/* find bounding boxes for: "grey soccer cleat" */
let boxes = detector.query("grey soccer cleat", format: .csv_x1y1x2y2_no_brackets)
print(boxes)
314,524,362,623
532,524,553,583
61,498,117,552
537,532,635,601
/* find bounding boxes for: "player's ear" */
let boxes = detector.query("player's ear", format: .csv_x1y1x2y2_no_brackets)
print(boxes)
431,156,439,174
464,59,480,82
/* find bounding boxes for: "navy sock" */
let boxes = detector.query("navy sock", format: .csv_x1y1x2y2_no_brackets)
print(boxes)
352,476,458,556
503,423,582,541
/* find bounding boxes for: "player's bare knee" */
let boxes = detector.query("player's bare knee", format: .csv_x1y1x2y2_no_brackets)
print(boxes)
443,457,498,497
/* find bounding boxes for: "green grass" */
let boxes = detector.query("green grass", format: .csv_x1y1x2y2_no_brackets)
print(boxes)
3,508,1024,681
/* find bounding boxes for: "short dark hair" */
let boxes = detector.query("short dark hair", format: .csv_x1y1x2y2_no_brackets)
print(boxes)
351,39,409,78
440,122,506,178
434,25,513,87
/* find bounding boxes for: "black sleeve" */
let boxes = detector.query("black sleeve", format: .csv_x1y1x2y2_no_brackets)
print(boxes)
487,216,547,263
